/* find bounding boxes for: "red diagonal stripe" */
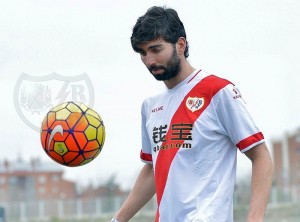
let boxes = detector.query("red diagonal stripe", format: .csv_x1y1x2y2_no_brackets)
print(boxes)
154,75,231,221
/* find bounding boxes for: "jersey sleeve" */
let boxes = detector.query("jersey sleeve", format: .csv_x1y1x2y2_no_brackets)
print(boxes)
215,83,265,152
140,100,153,163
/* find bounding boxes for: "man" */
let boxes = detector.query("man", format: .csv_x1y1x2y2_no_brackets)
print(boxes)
111,6,273,222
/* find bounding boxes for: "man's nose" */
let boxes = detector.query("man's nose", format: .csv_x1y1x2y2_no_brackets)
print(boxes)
144,55,156,67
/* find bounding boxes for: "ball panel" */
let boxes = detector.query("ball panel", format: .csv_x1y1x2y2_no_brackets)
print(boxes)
68,155,85,166
41,131,48,149
73,115,88,131
86,109,100,120
78,103,88,112
86,114,101,127
56,108,71,120
80,158,93,166
67,102,82,113
63,151,79,163
51,120,69,132
54,142,68,155
96,126,105,145
47,132,68,152
48,151,65,164
47,112,56,128
67,112,83,129
84,140,100,151
83,150,99,159
51,102,68,112
52,130,69,142
73,132,87,149
85,125,97,141
65,135,79,151
41,118,48,131
91,149,101,159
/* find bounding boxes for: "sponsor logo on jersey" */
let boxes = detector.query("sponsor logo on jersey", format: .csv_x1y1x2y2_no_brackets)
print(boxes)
186,97,204,112
152,123,193,152
152,106,164,113
232,87,242,99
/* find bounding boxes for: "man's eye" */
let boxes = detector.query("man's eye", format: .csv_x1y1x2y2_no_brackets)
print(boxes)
139,51,146,56
152,48,161,53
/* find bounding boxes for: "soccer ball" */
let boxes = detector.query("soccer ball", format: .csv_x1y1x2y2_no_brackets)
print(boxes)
40,101,105,167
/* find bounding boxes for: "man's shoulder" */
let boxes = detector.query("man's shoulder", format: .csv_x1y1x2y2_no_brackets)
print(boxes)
199,70,232,83
191,71,233,95
141,87,168,111
144,87,168,102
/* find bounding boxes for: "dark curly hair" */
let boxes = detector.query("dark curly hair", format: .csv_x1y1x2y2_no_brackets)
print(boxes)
131,6,189,58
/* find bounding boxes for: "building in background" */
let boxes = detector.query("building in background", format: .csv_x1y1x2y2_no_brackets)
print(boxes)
272,128,300,202
0,157,76,202
0,157,133,221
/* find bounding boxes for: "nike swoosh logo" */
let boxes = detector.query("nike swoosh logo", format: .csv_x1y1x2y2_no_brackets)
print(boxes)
48,125,63,152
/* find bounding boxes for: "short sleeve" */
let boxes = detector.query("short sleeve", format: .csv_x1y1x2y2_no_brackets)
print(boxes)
215,84,265,152
140,100,153,163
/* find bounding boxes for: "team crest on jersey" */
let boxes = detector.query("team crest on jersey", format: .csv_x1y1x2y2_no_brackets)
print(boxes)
186,97,204,112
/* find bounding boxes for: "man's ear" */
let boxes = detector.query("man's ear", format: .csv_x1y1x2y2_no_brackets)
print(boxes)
176,37,187,56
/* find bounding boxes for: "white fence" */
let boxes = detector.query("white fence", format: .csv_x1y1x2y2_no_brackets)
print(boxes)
1,189,300,222
0,197,156,222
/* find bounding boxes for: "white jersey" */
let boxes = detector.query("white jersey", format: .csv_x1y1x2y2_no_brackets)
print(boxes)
140,69,264,222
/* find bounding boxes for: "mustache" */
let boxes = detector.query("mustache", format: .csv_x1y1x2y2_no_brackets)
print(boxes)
148,65,166,72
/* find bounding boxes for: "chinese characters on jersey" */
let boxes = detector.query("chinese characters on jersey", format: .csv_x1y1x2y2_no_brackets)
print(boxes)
152,123,193,152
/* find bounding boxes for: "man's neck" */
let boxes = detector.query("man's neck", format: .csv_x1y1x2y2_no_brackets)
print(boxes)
164,62,195,89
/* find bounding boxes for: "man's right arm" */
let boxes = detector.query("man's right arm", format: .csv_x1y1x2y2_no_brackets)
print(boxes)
113,163,156,222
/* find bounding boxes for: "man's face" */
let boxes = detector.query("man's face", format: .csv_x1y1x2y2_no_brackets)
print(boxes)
137,38,181,81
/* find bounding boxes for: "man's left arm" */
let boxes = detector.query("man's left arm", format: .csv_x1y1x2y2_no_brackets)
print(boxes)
244,142,273,222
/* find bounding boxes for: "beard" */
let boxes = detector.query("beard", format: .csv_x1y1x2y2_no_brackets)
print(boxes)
148,47,181,81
